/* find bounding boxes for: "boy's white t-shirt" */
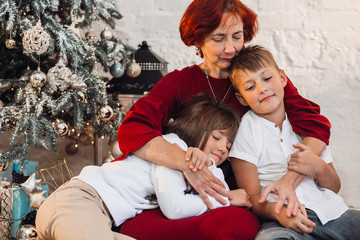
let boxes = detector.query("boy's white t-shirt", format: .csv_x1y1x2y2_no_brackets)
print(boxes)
229,110,348,224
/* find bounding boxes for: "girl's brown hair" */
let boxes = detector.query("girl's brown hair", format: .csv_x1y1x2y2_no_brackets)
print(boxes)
165,95,240,150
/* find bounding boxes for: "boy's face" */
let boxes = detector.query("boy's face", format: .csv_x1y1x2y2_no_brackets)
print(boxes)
202,129,232,166
234,65,287,119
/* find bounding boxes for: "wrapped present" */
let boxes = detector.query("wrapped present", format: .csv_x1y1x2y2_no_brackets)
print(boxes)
13,160,39,176
0,181,12,239
11,184,49,238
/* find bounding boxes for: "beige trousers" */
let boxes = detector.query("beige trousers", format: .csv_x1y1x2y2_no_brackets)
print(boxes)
35,179,135,240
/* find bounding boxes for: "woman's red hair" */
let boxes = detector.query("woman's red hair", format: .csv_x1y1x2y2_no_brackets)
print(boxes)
179,0,258,47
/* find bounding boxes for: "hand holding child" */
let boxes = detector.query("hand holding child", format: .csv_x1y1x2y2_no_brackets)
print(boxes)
288,143,325,177
185,147,212,172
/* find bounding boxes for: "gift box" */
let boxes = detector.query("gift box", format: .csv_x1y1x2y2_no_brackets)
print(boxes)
13,160,39,176
11,184,49,238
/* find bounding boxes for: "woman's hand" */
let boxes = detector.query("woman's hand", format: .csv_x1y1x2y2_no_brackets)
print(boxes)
228,189,252,209
276,207,316,234
185,147,212,172
183,166,230,209
288,143,325,176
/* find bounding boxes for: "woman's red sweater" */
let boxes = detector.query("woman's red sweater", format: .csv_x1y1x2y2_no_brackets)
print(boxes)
116,65,330,159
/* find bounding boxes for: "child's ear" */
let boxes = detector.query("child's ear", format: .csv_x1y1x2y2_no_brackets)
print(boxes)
235,92,248,107
279,69,288,87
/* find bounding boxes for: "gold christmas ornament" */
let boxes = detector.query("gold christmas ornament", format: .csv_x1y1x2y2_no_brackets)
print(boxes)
0,161,9,172
5,38,16,49
16,224,38,240
0,99,4,111
126,60,141,78
22,20,50,55
29,70,47,88
98,105,114,121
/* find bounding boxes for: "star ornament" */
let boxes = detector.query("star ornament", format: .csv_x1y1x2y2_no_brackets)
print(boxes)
20,173,42,196
30,190,47,208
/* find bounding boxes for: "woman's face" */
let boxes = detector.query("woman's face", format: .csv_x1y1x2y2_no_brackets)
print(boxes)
200,13,244,78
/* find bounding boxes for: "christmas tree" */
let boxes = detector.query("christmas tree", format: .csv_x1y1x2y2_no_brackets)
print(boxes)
0,0,133,167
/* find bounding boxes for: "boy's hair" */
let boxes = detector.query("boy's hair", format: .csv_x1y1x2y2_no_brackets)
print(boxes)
229,45,280,91
165,95,240,150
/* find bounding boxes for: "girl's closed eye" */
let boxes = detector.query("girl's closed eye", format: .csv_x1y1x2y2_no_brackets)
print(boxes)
264,76,272,81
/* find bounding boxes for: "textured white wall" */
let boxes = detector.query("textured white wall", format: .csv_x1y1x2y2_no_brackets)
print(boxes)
115,0,360,208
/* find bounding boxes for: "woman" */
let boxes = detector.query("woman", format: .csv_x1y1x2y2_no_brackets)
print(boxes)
117,0,330,237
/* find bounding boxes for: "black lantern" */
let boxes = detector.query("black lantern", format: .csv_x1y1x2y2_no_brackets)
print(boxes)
107,41,168,95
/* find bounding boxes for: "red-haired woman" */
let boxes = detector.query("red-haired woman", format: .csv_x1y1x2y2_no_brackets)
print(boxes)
117,0,330,238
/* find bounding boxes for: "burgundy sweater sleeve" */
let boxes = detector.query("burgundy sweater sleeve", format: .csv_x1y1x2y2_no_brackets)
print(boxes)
116,70,186,159
284,76,331,145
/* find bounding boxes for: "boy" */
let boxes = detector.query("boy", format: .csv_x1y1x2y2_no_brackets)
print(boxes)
228,45,360,239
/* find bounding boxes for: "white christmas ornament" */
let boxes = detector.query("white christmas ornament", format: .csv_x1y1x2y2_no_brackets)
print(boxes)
20,173,42,196
47,58,87,92
22,20,50,55
30,190,47,208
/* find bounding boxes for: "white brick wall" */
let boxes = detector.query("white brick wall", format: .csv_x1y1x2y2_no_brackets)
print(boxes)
116,0,360,208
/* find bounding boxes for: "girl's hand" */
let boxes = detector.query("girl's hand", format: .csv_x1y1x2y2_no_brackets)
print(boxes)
276,207,316,234
228,189,252,209
185,147,212,172
288,143,325,176
260,176,307,218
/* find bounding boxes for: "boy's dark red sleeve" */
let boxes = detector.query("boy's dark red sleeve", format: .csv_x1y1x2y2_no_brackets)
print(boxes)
284,77,331,145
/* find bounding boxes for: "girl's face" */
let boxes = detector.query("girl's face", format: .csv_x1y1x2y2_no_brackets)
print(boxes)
200,13,244,78
202,129,232,166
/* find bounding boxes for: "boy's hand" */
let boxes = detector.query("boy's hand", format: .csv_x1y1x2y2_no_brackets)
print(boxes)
185,147,212,172
228,189,252,209
288,143,325,176
276,207,316,234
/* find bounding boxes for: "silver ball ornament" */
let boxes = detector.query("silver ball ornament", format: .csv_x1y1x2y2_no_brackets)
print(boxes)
110,62,124,78
30,70,47,88
102,153,115,164
16,224,38,239
126,61,141,78
110,141,123,158
98,105,114,121
55,121,69,136
100,27,113,40
5,38,16,49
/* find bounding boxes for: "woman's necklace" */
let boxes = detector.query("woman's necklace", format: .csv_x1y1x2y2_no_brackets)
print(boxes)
203,65,232,104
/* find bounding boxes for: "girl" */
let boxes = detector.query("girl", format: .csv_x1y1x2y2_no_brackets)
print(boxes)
35,97,252,240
